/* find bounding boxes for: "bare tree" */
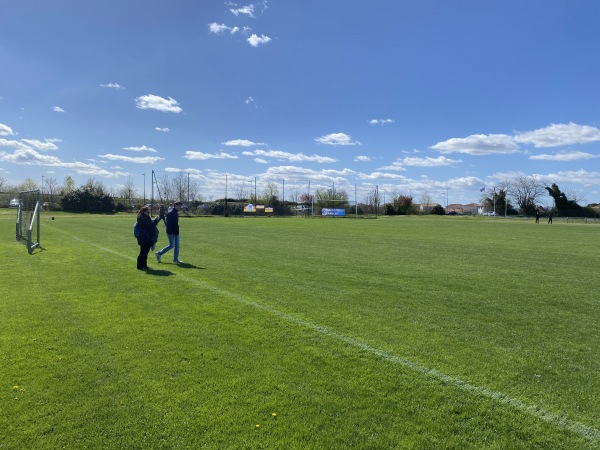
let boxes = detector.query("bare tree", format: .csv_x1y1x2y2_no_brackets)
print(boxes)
119,176,137,203
233,183,249,201
172,172,188,203
507,176,546,215
157,173,174,203
260,182,279,204
43,177,60,206
288,189,300,204
187,178,201,202
420,192,433,214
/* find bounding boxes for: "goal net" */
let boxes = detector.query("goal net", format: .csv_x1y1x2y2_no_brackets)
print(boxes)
16,189,41,254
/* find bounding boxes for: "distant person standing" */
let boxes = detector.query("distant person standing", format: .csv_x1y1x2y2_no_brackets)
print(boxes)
535,212,540,223
156,201,183,264
159,204,167,226
548,212,553,224
136,206,160,271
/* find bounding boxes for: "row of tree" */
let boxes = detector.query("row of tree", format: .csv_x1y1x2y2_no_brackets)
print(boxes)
1,174,598,217
480,176,599,217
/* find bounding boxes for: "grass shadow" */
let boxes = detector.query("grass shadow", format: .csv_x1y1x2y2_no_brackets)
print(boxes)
176,262,206,270
144,268,176,276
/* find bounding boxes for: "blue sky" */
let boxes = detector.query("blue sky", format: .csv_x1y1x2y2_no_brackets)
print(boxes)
2,0,600,206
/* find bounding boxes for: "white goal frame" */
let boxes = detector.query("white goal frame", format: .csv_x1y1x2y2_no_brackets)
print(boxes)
16,189,41,254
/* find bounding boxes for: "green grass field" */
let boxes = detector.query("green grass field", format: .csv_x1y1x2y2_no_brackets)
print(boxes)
1,210,599,449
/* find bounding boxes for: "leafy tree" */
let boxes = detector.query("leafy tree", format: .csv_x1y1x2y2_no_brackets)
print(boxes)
299,192,314,206
430,204,445,215
393,194,414,215
61,179,115,213
18,178,39,191
315,187,349,210
546,183,598,217
63,176,75,194
481,189,517,215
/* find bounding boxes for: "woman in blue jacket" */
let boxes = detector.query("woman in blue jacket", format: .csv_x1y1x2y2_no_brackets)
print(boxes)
136,206,160,271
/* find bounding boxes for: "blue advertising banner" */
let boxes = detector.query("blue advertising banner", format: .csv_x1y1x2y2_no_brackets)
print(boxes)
322,208,346,217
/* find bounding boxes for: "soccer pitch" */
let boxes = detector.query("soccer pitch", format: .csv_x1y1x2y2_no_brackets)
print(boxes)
1,211,599,449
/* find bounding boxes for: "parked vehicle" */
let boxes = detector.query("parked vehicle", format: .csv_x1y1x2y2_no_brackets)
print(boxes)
9,198,20,208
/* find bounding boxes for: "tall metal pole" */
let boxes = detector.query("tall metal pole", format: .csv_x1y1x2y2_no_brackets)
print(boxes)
355,184,357,218
151,170,155,210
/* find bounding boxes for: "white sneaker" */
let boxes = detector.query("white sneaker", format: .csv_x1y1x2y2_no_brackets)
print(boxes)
174,260,183,264
155,252,161,263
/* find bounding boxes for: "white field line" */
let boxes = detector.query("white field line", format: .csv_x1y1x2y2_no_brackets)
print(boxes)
72,235,600,442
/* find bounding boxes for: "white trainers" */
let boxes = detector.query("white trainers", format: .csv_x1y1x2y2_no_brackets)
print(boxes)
155,252,161,263
174,260,183,264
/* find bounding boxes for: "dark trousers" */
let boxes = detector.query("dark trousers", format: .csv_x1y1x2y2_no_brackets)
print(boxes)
137,242,152,269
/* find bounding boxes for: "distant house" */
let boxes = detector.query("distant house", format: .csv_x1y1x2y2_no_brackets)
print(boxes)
415,202,441,213
446,203,481,215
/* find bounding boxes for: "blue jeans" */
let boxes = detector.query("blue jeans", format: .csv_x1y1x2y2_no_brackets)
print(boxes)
157,234,180,261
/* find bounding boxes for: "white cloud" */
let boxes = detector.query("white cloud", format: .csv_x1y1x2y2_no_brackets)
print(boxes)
155,127,170,132
208,22,242,35
354,155,371,162
543,169,600,186
98,154,164,164
359,171,407,180
243,149,337,163
184,151,238,160
254,158,268,164
315,132,360,146
223,139,265,147
400,155,461,167
135,94,182,113
0,138,32,151
247,34,271,47
0,145,127,177
21,139,60,151
514,123,600,148
100,83,124,90
431,134,518,155
529,151,600,161
123,145,157,153
244,96,254,104
209,22,230,34
373,161,406,172
0,123,13,136
368,119,395,125
230,5,255,18
52,106,65,113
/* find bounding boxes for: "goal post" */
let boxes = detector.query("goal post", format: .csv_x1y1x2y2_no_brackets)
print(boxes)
16,189,41,254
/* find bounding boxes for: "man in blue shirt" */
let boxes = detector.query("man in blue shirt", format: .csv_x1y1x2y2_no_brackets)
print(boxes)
156,201,183,264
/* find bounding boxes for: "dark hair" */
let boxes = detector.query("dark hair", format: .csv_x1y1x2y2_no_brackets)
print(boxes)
174,201,183,206
137,206,150,218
